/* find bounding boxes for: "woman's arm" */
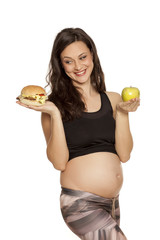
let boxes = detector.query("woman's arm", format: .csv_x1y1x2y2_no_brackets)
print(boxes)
17,100,69,171
107,92,140,163
41,111,69,171
115,110,133,163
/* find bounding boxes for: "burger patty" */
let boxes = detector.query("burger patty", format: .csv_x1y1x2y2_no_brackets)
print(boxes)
16,96,36,101
24,96,36,100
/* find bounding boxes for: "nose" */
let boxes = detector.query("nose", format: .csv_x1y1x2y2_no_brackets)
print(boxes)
74,60,82,71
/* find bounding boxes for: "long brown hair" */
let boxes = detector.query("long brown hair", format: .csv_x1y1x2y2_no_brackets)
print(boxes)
46,28,106,122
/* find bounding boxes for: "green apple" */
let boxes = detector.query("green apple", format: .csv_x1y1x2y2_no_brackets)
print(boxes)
121,86,140,102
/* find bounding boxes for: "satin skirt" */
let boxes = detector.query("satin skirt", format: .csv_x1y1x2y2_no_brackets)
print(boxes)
60,187,127,240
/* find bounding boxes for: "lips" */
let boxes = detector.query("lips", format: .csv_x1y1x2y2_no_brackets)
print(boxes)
74,69,86,76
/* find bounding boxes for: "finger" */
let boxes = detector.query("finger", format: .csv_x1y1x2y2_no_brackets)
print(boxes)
131,100,138,108
27,105,42,111
126,98,140,103
119,101,131,108
130,101,140,112
127,98,140,108
118,98,140,113
16,101,30,108
27,104,46,112
120,101,135,110
120,99,140,112
122,98,137,106
133,102,140,111
131,98,140,103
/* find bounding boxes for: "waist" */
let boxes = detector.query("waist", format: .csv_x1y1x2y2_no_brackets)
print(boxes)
61,187,119,202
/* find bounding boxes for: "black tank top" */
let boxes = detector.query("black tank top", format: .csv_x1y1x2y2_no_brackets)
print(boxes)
63,92,117,161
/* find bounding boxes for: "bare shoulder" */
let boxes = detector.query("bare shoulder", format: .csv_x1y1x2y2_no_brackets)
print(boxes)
104,91,122,118
105,91,122,105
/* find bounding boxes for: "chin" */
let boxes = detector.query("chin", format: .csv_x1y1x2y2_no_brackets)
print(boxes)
72,77,91,86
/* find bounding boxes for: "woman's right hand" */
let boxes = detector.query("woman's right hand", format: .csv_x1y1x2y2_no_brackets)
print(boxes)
16,100,61,117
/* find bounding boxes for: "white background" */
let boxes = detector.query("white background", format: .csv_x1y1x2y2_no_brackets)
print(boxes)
0,0,160,239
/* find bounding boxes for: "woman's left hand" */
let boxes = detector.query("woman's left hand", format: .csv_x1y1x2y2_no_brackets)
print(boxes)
116,98,140,113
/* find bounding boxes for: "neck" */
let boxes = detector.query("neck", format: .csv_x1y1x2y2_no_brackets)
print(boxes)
75,81,97,99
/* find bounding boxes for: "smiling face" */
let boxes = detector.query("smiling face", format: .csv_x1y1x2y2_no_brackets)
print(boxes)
60,41,94,86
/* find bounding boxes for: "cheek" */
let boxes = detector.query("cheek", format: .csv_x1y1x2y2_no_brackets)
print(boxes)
86,57,94,68
87,59,94,72
63,65,73,73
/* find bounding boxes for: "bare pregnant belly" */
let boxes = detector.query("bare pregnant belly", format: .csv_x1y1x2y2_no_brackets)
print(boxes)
60,152,123,198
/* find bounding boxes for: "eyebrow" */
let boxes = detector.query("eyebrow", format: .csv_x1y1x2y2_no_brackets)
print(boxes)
63,52,87,59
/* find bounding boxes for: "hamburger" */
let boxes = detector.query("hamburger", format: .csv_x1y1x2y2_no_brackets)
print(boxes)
17,85,47,106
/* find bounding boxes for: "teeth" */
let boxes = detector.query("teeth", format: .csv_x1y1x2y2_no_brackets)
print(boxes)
75,70,86,75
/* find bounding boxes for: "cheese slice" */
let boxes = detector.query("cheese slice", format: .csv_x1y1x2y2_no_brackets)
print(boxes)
20,94,47,104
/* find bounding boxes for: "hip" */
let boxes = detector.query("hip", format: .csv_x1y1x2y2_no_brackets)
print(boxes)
60,187,121,237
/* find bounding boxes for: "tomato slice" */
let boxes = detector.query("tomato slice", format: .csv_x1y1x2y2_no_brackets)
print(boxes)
38,94,45,96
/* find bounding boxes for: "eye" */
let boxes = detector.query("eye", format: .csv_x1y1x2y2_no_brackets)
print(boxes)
64,60,72,64
80,55,87,60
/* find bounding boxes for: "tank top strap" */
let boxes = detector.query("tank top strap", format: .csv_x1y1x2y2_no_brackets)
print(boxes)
101,92,113,115
81,92,113,119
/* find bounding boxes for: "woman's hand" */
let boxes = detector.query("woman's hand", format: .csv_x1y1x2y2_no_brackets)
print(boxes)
116,98,140,114
16,100,61,116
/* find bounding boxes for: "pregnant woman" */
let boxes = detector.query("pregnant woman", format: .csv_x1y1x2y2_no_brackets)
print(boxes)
17,28,140,239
